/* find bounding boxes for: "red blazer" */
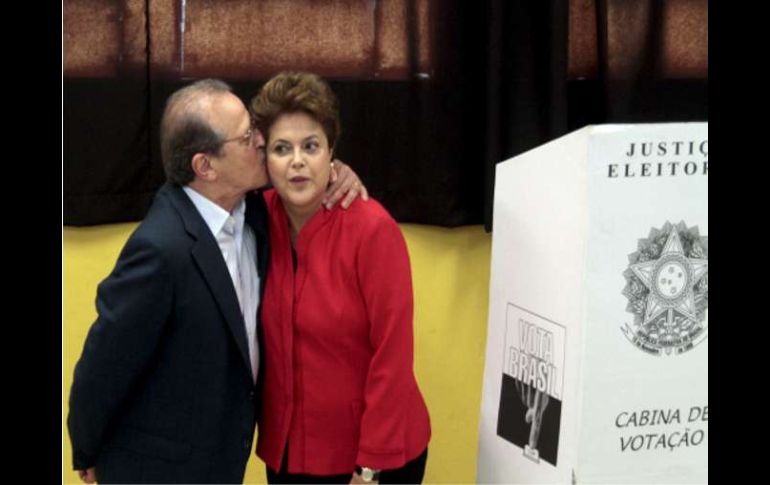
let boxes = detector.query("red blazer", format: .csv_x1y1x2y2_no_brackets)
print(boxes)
257,190,431,475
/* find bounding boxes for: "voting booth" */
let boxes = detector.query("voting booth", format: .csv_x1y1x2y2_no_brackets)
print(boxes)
477,123,708,483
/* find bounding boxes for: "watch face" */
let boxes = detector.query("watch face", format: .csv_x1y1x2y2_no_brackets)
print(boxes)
362,469,374,481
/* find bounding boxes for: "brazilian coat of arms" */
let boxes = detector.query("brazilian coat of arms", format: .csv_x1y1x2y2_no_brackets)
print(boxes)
621,221,708,355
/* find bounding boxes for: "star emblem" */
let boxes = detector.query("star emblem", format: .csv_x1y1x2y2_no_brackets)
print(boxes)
630,228,708,327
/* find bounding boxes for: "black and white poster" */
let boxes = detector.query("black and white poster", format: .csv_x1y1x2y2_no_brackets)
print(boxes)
496,303,565,466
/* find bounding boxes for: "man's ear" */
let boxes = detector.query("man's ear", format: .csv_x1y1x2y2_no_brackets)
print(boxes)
191,153,216,181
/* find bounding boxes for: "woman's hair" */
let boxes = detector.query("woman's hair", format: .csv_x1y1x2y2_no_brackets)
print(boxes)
250,71,340,149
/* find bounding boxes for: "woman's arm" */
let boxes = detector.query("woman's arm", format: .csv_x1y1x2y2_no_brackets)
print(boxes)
354,213,417,470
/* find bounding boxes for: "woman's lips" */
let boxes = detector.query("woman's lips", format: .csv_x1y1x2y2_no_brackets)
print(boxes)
289,176,309,183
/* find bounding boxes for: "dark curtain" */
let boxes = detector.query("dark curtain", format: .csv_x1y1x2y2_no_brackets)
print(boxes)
63,0,707,229
596,0,709,123
482,0,570,232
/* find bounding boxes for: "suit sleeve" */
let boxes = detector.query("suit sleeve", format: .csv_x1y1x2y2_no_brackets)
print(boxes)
67,234,172,470
354,215,417,469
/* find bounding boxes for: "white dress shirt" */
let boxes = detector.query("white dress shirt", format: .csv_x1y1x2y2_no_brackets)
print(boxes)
183,186,260,382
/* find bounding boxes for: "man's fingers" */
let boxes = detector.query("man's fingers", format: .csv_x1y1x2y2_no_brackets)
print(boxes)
359,183,369,201
324,188,344,209
340,187,358,209
78,468,96,484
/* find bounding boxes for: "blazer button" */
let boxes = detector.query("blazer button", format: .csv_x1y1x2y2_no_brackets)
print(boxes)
244,439,251,449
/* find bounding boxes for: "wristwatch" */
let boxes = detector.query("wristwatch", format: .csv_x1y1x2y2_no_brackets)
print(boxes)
355,465,381,483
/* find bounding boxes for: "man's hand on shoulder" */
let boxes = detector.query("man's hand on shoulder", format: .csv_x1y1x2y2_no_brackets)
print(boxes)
324,160,369,209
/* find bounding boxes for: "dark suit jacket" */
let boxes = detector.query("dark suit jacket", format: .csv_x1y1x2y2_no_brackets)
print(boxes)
67,183,269,484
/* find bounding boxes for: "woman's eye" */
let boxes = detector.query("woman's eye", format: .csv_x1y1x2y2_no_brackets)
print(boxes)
273,144,290,155
304,141,319,153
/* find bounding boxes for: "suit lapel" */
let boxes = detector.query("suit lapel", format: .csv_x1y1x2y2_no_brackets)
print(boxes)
162,184,253,377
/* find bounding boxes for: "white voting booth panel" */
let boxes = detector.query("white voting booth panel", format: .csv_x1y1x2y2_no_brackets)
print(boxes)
477,123,708,484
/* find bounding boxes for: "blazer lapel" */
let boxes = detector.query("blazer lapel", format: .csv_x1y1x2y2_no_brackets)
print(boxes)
163,184,253,377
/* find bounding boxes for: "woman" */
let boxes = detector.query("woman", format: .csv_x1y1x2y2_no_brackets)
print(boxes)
251,72,431,484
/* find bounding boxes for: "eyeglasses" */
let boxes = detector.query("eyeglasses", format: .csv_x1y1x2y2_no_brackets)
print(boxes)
222,127,255,147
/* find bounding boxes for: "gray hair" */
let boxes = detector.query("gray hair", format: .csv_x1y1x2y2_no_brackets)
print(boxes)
160,79,233,185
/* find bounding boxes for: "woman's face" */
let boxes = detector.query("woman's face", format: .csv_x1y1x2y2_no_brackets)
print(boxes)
267,111,333,215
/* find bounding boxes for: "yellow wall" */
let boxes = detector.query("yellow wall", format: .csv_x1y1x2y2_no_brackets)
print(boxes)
63,223,492,484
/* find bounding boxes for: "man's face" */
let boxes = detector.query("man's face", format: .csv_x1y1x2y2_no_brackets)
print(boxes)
207,92,268,195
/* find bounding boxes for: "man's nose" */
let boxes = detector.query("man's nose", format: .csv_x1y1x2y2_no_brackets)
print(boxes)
254,130,265,148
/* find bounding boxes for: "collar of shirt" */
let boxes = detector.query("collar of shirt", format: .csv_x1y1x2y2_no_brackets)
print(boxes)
182,186,246,245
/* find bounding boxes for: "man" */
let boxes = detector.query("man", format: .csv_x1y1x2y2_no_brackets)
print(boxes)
67,79,366,484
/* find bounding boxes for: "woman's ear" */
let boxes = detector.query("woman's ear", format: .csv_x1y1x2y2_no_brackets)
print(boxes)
328,149,337,182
